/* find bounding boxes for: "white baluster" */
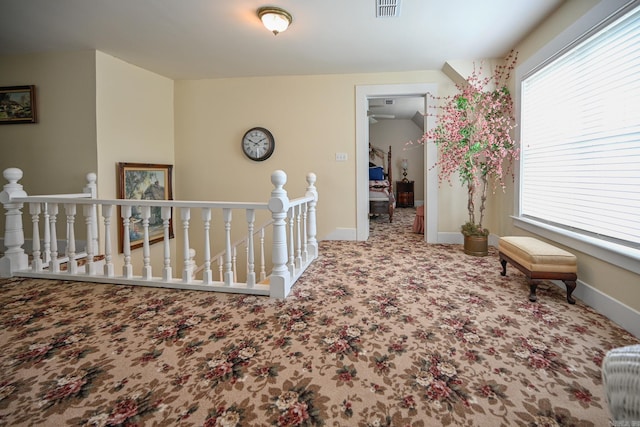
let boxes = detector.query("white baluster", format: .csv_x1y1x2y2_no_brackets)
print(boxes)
29,203,42,271
223,208,233,285
141,205,152,279
64,203,77,274
295,205,302,269
217,255,224,282
48,204,59,273
232,246,237,283
122,205,133,278
187,248,196,278
181,207,193,282
0,168,28,277
287,207,295,276
268,170,290,298
305,173,318,259
246,209,256,287
202,208,212,284
43,202,51,264
162,206,172,281
83,172,98,255
83,204,95,275
259,228,266,282
102,204,114,277
301,203,308,263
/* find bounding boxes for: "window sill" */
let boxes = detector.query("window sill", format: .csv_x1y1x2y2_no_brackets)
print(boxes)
512,216,640,275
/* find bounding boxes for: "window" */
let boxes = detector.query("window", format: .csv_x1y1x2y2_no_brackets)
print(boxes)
517,2,640,271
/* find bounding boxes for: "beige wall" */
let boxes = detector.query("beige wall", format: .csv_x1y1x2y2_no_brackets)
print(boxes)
95,51,175,271
95,51,174,199
0,51,97,195
174,71,451,243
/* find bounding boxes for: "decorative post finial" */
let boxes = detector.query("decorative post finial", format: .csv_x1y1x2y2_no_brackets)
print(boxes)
0,168,29,277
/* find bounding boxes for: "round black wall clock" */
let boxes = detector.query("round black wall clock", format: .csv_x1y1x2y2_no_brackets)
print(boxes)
241,127,275,161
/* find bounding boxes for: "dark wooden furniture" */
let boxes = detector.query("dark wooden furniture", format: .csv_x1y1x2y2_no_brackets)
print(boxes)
396,180,414,207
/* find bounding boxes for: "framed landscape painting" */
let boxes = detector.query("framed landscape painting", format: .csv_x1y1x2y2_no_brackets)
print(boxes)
117,162,174,252
0,85,37,124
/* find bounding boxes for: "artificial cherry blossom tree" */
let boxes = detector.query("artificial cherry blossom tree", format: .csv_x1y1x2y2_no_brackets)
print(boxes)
420,51,519,236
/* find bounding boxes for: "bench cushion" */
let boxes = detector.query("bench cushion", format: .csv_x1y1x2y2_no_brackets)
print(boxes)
499,236,577,274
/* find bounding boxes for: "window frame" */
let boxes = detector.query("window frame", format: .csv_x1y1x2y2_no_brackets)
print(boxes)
514,0,640,275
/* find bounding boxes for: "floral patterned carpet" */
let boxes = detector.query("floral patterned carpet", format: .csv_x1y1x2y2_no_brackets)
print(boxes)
0,208,638,426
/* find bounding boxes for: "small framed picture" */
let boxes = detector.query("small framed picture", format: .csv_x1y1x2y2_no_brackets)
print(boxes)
0,85,37,124
117,162,174,252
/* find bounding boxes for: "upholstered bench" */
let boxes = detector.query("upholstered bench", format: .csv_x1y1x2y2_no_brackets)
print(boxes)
498,236,578,304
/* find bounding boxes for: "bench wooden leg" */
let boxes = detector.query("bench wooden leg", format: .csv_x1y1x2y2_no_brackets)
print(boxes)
532,280,576,304
500,259,507,276
529,282,538,302
564,280,577,305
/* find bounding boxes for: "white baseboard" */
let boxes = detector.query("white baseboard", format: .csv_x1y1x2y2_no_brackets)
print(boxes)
322,228,357,241
438,231,463,244
550,278,640,339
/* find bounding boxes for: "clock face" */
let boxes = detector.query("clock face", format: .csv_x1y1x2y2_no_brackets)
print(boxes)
241,127,275,161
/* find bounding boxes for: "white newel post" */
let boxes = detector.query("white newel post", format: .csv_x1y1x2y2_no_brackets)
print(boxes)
305,173,318,260
0,168,28,277
268,170,290,298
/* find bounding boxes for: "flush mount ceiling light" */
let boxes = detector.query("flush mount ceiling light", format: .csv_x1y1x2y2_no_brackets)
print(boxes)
257,6,292,35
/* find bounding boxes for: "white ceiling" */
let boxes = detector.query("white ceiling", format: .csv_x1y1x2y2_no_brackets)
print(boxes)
0,0,563,81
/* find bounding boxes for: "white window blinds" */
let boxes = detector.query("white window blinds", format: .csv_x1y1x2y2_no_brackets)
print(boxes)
520,4,640,248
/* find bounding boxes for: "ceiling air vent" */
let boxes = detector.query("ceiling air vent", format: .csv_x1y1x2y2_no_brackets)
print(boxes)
376,0,401,18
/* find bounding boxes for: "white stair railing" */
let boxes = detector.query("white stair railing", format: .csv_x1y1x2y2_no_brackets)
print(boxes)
0,168,318,299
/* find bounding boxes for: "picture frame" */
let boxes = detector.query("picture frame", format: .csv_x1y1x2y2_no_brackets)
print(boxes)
0,85,37,124
117,162,174,253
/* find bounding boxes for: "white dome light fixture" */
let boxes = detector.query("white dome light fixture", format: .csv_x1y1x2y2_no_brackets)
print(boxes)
257,6,292,35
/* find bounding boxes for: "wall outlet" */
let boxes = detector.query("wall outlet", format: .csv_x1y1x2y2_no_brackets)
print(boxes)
335,152,348,161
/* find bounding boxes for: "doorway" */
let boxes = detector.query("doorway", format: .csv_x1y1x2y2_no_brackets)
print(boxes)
356,83,439,242
368,95,425,208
